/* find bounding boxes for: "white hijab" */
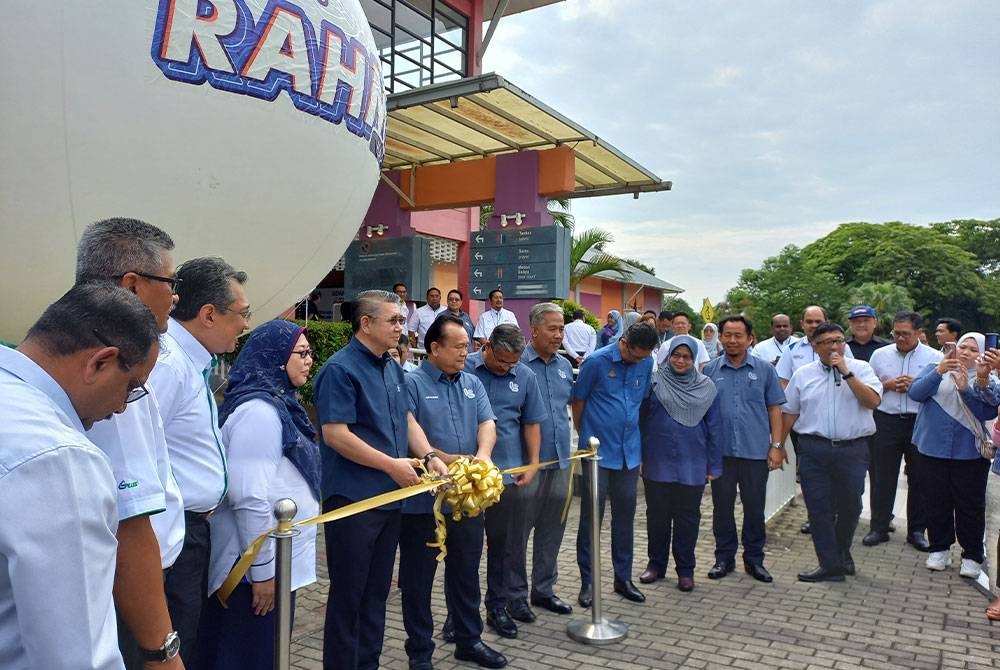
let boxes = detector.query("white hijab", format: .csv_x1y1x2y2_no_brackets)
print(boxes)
933,332,987,438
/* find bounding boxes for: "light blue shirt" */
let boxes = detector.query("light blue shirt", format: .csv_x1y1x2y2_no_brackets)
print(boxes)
908,365,999,460
404,360,495,514
465,352,547,483
0,347,123,670
573,342,653,470
148,317,228,512
521,343,574,468
703,353,785,459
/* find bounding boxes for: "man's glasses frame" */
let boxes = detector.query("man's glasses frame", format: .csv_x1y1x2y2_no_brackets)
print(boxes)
117,271,182,293
91,329,150,404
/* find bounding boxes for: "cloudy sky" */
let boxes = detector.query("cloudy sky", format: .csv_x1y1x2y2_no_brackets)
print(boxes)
481,0,999,303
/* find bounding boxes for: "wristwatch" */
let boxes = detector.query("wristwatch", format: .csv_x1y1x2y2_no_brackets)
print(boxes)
423,451,439,467
770,443,785,450
842,371,855,380
140,630,180,663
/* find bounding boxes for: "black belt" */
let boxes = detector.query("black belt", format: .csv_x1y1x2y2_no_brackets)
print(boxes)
803,435,868,447
876,410,917,420
185,509,215,522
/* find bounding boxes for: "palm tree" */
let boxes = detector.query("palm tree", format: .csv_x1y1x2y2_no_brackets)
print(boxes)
570,228,632,302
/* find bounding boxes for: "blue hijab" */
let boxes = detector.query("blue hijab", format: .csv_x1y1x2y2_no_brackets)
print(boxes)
606,310,625,345
219,320,320,498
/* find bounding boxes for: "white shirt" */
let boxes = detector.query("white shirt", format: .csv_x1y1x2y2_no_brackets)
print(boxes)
868,342,942,415
399,302,411,322
655,335,710,368
407,304,447,348
776,338,853,381
208,400,318,594
563,319,597,360
148,317,228,512
473,308,519,340
86,391,186,568
751,335,800,365
0,347,123,670
782,358,883,440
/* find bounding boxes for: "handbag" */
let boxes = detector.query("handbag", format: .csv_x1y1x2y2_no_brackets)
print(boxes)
956,390,996,460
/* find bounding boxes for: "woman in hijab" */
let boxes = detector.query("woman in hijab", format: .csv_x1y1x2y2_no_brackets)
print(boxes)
600,309,623,347
199,320,321,670
701,322,724,360
908,332,998,580
639,335,723,592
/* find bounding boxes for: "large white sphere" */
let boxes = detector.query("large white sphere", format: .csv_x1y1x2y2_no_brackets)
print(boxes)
0,0,385,343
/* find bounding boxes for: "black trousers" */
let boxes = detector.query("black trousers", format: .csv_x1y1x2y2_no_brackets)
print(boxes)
322,496,401,670
399,512,485,663
484,477,536,610
197,582,297,670
868,411,926,534
644,479,704,577
164,511,211,668
922,455,990,562
710,457,769,566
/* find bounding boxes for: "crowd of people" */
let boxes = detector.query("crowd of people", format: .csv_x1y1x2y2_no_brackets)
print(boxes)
4,217,1000,670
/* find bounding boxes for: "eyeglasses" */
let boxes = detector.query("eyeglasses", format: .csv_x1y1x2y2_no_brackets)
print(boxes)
291,348,314,360
92,329,150,404
891,330,916,339
373,315,407,326
221,305,252,321
813,338,846,347
117,272,182,293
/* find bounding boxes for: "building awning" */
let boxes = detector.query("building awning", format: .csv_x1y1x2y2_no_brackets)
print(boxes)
384,73,671,199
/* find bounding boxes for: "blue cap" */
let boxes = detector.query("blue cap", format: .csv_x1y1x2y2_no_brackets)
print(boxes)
848,305,877,319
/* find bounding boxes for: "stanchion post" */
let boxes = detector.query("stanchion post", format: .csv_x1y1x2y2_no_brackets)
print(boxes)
272,498,299,670
567,437,628,644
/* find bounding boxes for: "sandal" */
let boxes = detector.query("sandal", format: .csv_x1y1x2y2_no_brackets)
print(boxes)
986,597,1000,621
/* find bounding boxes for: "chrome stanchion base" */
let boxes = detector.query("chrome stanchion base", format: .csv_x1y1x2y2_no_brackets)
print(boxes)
566,618,629,645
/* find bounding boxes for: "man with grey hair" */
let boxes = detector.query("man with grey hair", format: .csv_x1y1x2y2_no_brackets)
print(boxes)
0,283,160,669
147,256,250,665
521,303,575,615
464,324,545,638
314,289,447,670
76,217,185,668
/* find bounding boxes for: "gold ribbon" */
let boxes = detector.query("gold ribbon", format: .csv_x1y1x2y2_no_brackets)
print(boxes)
217,447,596,605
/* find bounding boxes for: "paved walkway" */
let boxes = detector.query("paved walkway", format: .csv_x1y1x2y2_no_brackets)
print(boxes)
288,486,999,670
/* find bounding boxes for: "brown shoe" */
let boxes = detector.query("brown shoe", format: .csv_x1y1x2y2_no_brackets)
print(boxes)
639,563,665,584
677,576,695,592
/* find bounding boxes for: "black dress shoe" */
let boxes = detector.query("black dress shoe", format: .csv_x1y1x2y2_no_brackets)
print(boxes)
409,662,433,670
841,553,856,576
578,585,592,608
744,562,773,583
800,521,811,534
530,594,572,615
485,607,517,639
454,641,508,669
707,560,736,579
613,578,646,603
506,598,536,623
677,576,695,592
639,562,666,584
441,613,455,643
797,566,845,583
906,531,930,552
862,530,890,546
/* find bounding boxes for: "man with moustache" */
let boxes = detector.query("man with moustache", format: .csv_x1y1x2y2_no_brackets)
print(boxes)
751,314,799,366
147,256,250,665
781,322,882,582
408,287,447,349
845,305,891,362
474,289,519,348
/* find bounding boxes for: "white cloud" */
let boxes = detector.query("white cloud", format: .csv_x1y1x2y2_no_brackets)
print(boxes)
558,0,622,22
705,65,743,88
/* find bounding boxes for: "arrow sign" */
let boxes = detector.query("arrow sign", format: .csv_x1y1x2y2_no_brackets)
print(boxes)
472,286,483,296
473,269,483,278
474,251,484,261
474,233,485,243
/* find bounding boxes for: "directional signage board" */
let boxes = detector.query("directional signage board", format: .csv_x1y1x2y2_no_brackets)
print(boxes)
469,225,570,300
344,237,430,299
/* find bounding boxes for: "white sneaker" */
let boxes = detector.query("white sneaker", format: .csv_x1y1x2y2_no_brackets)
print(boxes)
960,558,982,578
926,551,952,571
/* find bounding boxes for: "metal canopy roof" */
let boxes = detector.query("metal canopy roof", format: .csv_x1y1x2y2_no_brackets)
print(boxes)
384,73,672,199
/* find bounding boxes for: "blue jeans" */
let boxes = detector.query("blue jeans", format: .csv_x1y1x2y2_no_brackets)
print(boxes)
710,457,769,565
576,465,639,583
797,435,869,570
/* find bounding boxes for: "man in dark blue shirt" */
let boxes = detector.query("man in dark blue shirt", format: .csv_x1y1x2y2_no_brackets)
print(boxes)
700,315,785,585
465,324,546,639
573,321,658,606
313,290,446,670
521,303,575,616
398,315,505,669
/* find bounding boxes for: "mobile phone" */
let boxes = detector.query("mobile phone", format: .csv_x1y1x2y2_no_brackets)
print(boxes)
986,333,999,350
942,342,957,359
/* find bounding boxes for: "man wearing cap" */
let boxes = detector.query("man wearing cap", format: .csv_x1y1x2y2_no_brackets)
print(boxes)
846,305,891,362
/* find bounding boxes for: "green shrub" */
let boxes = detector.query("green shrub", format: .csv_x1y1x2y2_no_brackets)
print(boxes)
223,319,354,405
555,299,601,331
